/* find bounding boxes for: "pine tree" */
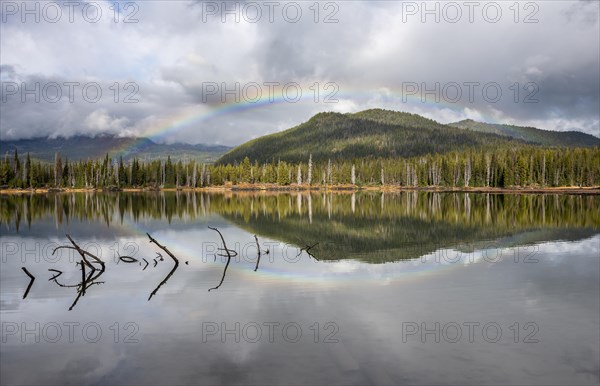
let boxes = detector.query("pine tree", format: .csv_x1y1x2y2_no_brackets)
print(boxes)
54,153,62,187
118,156,126,186
0,153,14,186
24,153,31,188
241,156,251,183
165,156,174,187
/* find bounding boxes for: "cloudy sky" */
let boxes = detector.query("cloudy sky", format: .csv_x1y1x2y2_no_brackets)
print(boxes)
1,0,598,145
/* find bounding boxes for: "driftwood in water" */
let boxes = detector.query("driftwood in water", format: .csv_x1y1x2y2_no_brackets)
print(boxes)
253,235,270,273
254,235,261,271
48,269,63,281
146,233,179,301
66,234,106,272
48,269,79,288
65,259,105,311
119,256,138,263
218,248,237,258
21,267,35,299
208,226,234,291
53,246,99,270
297,243,319,260
50,235,106,310
80,260,86,296
53,236,106,280
69,268,104,311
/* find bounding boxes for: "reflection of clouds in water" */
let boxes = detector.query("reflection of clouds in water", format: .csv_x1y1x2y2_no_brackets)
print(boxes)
324,260,361,274
2,221,599,384
537,235,600,264
562,345,600,382
1,342,125,385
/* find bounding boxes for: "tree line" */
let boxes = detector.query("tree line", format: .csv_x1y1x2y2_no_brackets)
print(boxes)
1,146,599,189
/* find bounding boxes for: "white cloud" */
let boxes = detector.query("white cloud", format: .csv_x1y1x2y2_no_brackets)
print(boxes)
1,0,598,143
83,108,130,134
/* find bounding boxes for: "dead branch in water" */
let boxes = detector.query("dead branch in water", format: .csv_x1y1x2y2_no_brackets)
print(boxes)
48,269,79,288
218,248,238,258
52,246,100,270
119,256,138,263
147,233,179,263
297,243,319,260
146,233,179,301
50,235,106,310
80,261,86,296
53,245,92,270
21,267,35,299
66,234,106,271
48,269,63,281
208,226,233,291
69,268,103,311
254,235,261,272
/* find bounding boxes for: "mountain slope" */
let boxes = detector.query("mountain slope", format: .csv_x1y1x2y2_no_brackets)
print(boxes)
0,136,231,163
217,109,526,164
449,119,600,147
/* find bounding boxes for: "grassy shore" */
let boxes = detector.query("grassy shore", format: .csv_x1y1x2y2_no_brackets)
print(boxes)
1,184,599,195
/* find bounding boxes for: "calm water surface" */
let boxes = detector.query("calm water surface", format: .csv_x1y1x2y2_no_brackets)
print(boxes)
1,192,599,385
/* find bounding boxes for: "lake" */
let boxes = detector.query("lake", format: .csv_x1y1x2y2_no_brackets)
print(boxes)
1,191,599,385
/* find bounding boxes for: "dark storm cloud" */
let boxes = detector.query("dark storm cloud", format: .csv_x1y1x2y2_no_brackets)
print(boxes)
514,60,600,121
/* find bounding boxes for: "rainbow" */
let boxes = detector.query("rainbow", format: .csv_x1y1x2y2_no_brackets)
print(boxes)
113,83,504,160
114,214,474,287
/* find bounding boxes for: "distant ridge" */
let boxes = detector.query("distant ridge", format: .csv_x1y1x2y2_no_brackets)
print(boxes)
0,136,231,163
449,119,600,147
217,109,600,164
5,111,597,165
216,109,508,164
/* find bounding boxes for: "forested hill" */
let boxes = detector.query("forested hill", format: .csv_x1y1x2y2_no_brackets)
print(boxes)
217,109,519,164
217,109,599,165
450,119,600,147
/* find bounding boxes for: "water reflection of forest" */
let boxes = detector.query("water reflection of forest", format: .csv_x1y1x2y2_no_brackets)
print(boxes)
2,192,598,262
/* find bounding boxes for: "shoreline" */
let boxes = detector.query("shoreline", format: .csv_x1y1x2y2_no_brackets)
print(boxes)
1,185,599,195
